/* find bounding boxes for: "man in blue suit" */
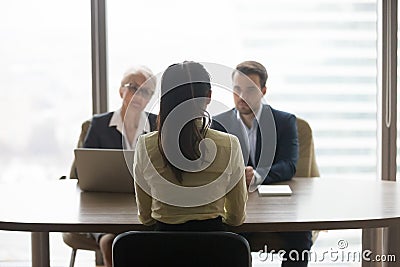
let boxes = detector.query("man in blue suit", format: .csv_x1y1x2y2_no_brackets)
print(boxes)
212,61,312,266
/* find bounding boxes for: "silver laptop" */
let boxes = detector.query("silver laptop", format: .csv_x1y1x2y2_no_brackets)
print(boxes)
74,148,135,193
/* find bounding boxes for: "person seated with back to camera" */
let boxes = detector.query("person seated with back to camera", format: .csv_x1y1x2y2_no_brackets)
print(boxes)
133,61,248,232
82,66,157,267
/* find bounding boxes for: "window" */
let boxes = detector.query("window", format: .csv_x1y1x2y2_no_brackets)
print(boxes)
0,1,91,183
0,1,91,263
107,0,378,179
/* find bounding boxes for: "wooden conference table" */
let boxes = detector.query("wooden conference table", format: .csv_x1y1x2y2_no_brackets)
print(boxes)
0,178,399,267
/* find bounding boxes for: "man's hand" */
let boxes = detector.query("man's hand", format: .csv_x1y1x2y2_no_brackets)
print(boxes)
245,166,254,187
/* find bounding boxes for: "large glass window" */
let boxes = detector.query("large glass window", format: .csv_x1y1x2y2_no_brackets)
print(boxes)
0,1,91,183
0,1,91,263
108,0,377,179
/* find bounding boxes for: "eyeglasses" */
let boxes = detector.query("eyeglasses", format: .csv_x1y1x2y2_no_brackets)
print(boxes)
123,83,154,99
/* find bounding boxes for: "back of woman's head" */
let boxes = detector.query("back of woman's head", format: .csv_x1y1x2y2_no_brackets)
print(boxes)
159,61,211,121
158,61,212,183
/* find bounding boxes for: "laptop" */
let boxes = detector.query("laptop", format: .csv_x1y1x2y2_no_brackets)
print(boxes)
74,148,135,193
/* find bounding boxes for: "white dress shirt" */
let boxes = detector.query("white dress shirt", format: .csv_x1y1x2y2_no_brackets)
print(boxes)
109,108,150,150
236,103,264,192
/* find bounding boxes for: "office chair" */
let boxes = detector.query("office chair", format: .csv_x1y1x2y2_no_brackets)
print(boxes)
294,117,320,178
61,119,104,267
295,117,321,242
62,232,103,267
112,231,252,267
245,117,320,251
69,119,91,179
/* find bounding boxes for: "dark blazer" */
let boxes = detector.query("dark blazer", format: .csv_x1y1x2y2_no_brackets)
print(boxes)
84,111,157,149
211,104,298,184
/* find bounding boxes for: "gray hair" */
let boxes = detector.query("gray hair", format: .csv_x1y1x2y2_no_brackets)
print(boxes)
121,65,157,90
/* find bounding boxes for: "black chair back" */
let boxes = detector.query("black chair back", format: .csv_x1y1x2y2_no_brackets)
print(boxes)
112,231,251,267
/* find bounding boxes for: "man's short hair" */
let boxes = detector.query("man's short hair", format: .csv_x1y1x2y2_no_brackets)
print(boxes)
234,61,268,88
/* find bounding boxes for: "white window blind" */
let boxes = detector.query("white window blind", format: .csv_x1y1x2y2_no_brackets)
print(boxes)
108,0,378,179
241,0,378,179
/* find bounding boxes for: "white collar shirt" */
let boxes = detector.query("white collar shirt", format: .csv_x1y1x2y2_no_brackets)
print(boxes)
236,103,263,165
109,108,150,150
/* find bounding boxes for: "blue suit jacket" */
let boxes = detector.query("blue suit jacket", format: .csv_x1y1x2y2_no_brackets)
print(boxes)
84,111,157,149
211,105,298,184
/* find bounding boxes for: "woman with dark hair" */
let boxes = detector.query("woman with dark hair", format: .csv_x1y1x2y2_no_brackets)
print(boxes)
133,61,247,231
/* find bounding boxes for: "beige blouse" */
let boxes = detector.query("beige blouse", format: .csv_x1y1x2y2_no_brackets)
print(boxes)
133,128,248,226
